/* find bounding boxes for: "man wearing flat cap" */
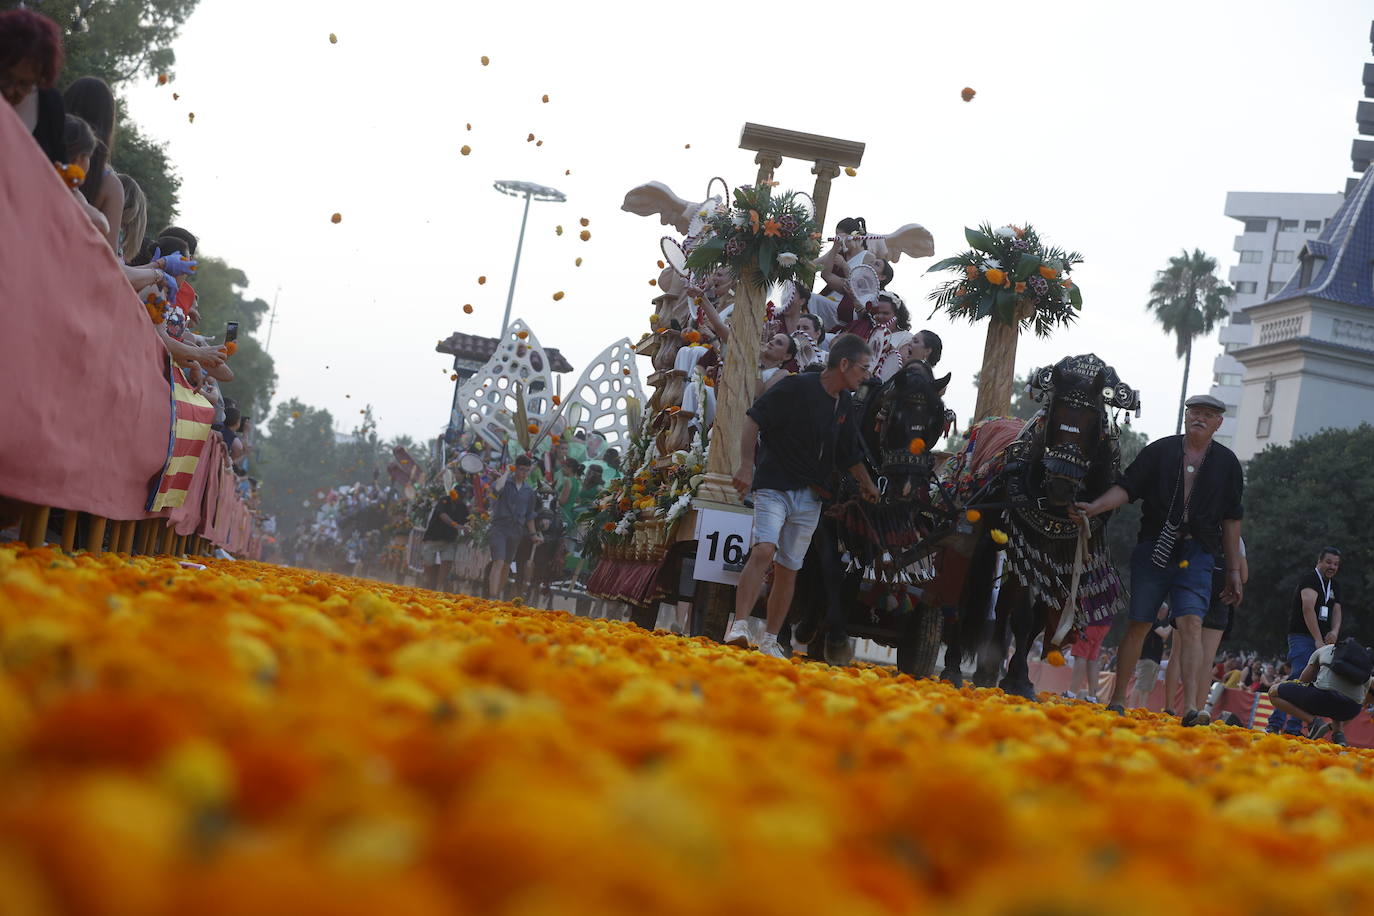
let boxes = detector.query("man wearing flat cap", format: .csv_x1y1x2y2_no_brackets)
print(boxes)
1074,394,1244,724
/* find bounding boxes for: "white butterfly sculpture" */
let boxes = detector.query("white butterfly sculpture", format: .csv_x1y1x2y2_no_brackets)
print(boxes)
455,326,644,452
550,338,645,449
454,320,557,450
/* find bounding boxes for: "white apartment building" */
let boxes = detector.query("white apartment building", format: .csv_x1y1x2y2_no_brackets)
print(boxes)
1207,190,1345,447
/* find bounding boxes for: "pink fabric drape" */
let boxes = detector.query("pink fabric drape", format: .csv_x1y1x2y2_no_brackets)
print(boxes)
0,104,257,553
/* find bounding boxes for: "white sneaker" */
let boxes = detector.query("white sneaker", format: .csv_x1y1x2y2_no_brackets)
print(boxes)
724,618,752,647
758,633,788,659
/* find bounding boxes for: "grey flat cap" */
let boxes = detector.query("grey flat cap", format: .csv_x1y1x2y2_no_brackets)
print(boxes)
1184,394,1227,412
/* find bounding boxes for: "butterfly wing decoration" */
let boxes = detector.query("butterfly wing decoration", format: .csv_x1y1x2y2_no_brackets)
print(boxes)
552,338,644,450
455,320,557,450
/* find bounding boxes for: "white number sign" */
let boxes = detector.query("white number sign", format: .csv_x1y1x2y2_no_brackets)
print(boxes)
692,506,754,585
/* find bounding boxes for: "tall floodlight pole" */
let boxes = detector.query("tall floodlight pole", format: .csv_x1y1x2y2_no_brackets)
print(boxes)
493,180,566,337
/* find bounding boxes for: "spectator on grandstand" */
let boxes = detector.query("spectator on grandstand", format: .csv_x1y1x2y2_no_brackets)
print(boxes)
117,173,146,264
60,114,110,236
1269,638,1374,744
219,404,246,466
63,76,124,253
0,8,64,164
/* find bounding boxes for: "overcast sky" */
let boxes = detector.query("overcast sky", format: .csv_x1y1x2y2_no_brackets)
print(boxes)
122,0,1369,442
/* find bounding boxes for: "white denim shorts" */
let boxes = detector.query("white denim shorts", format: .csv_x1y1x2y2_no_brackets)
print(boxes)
751,487,822,571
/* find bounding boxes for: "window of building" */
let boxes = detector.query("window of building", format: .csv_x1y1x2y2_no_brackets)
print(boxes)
1239,250,1263,263
1243,218,1269,233
1224,341,1246,353
1279,219,1299,232
1234,280,1258,294
1213,373,1242,387
1256,416,1271,439
1273,250,1294,263
1304,219,1322,232
1267,281,1285,294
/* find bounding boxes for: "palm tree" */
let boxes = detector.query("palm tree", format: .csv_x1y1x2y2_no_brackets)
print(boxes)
1145,249,1234,434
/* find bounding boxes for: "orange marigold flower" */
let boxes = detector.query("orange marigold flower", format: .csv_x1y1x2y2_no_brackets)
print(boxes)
478,276,487,285
984,268,1007,286
1046,650,1066,667
527,424,539,434
552,395,561,405
965,509,982,523
844,167,857,176
603,522,615,531
460,145,471,156
463,304,473,314
480,55,490,65
158,73,168,85
964,265,978,279
1038,265,1058,280
763,218,782,238
330,213,341,224
518,330,529,339
908,438,927,455
683,331,702,344
1014,281,1027,294
961,87,976,101
580,218,589,227
580,230,591,241
552,292,565,301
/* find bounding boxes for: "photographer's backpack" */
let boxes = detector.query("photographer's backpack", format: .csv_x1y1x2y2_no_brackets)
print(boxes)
1329,638,1374,683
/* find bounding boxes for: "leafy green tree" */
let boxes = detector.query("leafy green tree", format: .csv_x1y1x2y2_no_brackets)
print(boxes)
334,407,390,485
1145,249,1233,435
188,257,275,417
253,400,339,539
5,0,200,86
1230,425,1374,653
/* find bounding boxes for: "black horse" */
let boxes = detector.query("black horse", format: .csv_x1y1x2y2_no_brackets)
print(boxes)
939,354,1138,697
792,359,954,671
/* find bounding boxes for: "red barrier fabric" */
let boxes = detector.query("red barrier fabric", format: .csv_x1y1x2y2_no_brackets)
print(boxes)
0,104,256,553
0,104,172,520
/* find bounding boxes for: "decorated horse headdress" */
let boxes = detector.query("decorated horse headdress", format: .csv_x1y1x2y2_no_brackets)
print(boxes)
1026,353,1140,417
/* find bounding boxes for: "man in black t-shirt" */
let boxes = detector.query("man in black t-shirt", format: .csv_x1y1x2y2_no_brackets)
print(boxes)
420,490,468,591
724,334,880,659
1076,394,1245,724
1268,547,1343,736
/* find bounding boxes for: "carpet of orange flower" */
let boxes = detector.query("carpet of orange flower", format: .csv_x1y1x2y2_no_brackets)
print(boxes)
3,544,1374,915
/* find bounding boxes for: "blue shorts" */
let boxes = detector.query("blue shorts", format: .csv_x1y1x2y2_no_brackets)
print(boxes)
1128,538,1214,623
488,522,525,565
750,488,822,571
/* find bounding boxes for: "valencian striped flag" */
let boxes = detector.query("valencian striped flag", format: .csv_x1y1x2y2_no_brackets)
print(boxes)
147,364,215,511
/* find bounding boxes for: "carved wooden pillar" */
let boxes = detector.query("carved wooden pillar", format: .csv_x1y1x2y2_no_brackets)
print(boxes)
973,320,1019,422
810,159,841,233
696,269,767,506
754,150,782,186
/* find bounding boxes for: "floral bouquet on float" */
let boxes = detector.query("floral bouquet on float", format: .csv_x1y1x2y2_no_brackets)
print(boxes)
683,184,821,289
926,223,1083,337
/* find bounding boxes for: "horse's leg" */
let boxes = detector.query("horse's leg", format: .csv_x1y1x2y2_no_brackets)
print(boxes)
997,585,1038,700
940,606,964,686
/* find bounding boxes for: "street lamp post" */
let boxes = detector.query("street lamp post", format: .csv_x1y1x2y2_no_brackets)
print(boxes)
493,180,566,338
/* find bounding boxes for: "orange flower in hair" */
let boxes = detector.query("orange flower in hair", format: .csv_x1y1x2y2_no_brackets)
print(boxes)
56,162,86,188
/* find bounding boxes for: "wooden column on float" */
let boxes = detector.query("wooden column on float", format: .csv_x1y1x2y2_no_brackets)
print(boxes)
695,124,865,510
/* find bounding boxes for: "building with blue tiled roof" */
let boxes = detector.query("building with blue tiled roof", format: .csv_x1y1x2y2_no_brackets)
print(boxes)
1229,165,1374,459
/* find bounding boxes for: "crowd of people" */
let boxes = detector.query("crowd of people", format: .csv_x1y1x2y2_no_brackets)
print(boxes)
3,7,269,549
